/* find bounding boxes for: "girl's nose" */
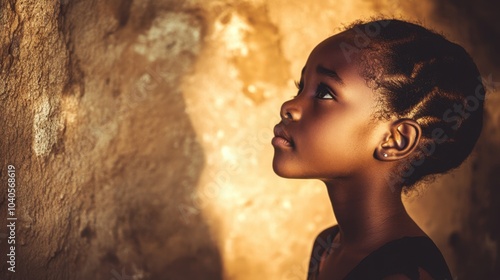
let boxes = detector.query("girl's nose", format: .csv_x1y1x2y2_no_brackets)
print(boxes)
280,98,301,122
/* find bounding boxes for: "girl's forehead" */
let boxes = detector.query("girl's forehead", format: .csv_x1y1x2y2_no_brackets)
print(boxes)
303,33,363,80
316,33,356,61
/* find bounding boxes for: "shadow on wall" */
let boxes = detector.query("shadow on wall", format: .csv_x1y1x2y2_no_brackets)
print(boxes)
63,1,225,279
0,0,223,279
431,0,500,278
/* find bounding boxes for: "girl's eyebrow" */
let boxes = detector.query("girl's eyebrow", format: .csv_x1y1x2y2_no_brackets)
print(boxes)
316,65,344,86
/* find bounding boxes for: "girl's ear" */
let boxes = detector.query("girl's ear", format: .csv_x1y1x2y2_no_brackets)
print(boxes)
375,119,421,161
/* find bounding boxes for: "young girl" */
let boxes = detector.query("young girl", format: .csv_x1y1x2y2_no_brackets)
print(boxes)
271,19,485,280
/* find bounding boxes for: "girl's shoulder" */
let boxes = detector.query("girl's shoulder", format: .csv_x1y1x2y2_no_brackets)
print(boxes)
307,225,340,279
307,225,453,280
345,234,453,280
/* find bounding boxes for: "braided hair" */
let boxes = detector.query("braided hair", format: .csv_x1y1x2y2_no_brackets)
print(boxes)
345,19,486,190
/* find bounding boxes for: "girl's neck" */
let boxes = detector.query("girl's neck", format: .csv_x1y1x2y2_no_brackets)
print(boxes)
324,174,424,249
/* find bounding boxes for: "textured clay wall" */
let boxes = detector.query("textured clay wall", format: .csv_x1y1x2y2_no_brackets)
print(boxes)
0,0,498,279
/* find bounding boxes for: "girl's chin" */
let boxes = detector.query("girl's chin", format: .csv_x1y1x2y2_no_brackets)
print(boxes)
272,162,308,179
272,163,295,178
272,161,325,179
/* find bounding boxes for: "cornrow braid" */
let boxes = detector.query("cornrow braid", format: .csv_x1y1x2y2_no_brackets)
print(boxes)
347,19,485,190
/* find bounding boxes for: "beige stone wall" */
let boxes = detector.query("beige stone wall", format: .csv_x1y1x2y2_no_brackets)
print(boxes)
0,0,498,279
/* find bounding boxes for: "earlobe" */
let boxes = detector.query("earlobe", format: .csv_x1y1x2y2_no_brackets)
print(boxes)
376,119,421,161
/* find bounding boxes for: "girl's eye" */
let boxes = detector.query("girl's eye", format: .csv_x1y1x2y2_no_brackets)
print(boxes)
294,80,304,97
316,83,336,100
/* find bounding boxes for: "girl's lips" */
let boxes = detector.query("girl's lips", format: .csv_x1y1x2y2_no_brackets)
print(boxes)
272,124,294,148
272,136,293,147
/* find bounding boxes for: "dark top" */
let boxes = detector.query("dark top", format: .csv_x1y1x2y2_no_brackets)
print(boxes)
307,225,453,280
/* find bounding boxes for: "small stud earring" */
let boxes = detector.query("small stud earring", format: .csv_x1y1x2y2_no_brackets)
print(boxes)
383,153,388,158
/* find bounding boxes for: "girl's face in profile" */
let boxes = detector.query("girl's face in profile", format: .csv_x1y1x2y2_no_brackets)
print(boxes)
272,31,392,181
